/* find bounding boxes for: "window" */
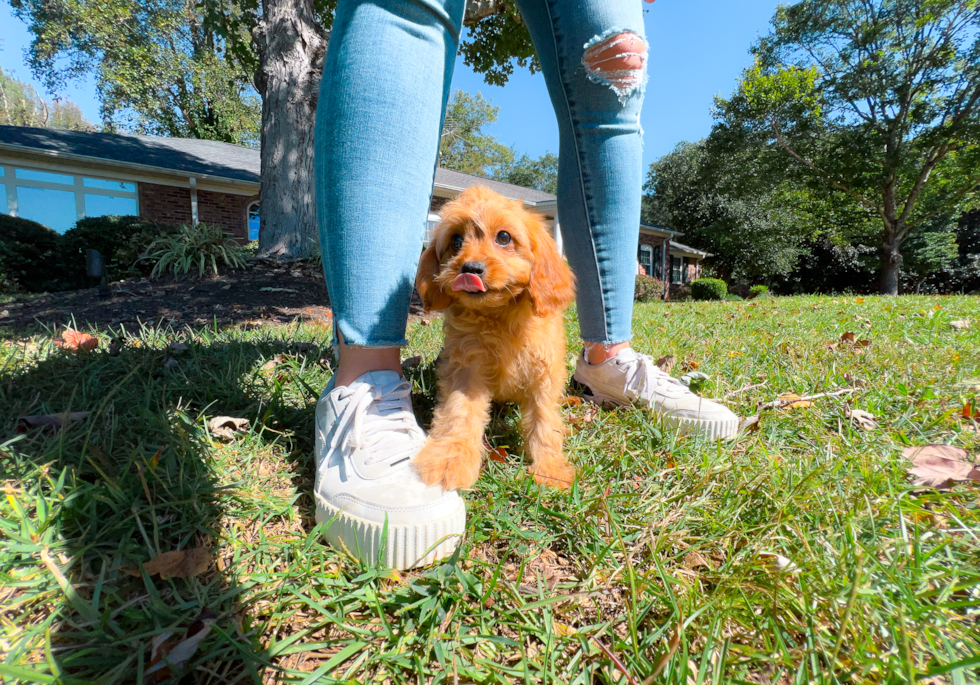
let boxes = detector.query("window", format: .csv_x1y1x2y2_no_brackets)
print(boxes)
17,186,78,233
653,245,663,279
671,256,682,284
247,201,260,240
0,164,140,233
638,245,653,275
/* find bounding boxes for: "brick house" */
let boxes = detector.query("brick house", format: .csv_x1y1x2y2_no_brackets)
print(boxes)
0,126,709,286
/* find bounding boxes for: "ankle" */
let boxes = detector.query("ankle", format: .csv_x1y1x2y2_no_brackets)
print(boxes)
334,344,403,387
584,341,631,365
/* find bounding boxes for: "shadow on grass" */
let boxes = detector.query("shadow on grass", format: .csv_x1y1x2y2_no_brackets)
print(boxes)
0,330,329,681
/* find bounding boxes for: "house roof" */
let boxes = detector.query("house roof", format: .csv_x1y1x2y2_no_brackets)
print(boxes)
669,240,710,257
0,125,556,204
640,222,682,237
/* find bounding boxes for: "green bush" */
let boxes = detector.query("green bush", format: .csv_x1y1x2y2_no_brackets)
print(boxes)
690,278,728,301
143,223,247,277
634,274,666,302
0,214,64,292
62,215,177,287
749,285,769,299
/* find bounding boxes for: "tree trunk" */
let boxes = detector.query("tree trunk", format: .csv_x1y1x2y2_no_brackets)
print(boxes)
253,0,327,258
879,223,903,295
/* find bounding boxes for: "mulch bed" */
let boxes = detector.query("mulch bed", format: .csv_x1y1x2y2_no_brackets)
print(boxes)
0,261,339,334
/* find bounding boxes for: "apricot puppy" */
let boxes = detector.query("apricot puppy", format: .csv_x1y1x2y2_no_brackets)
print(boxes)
414,186,576,490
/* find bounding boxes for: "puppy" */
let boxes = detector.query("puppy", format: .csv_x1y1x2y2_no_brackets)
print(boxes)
414,186,576,491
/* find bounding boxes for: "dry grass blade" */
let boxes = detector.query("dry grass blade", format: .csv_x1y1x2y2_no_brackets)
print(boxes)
644,624,682,683
592,637,641,685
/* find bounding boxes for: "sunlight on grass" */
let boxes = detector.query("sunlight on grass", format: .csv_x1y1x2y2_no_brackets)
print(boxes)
1,296,978,683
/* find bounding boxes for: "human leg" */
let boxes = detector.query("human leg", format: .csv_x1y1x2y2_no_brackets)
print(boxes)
515,0,738,438
312,0,468,569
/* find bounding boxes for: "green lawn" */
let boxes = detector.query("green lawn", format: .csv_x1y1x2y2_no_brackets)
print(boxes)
1,295,978,684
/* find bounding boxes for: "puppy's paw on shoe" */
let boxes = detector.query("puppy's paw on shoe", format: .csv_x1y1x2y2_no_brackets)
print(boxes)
414,439,483,491
530,459,576,490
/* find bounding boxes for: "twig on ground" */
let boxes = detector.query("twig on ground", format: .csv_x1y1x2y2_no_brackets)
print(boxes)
718,382,767,400
758,388,856,410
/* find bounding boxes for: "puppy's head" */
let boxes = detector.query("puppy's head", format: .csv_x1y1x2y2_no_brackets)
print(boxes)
416,186,575,316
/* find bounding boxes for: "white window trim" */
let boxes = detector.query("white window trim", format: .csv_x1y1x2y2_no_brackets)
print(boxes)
1,162,139,228
639,244,653,275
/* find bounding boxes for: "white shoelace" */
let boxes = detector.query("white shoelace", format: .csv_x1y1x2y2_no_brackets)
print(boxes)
619,352,688,400
329,378,424,467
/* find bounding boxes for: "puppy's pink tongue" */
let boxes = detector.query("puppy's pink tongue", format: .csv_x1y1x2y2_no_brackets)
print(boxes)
452,273,487,293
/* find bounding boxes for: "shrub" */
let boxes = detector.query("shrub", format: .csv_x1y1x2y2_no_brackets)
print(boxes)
690,278,727,301
749,285,769,299
143,223,247,277
62,215,177,287
0,214,64,292
634,274,666,302
671,284,692,301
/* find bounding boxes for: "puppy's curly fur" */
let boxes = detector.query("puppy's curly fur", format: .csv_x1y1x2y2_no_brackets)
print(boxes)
414,186,576,490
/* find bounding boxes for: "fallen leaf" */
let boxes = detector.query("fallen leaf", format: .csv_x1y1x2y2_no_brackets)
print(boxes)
108,338,124,356
401,355,423,370
681,358,699,372
553,620,577,637
54,329,99,352
162,358,179,370
740,415,761,433
17,412,90,433
168,342,189,353
855,297,864,303
488,446,508,463
903,445,980,488
845,407,878,430
146,608,216,679
655,355,676,373
951,319,970,330
756,551,799,574
137,548,211,579
679,371,710,388
562,396,583,408
840,331,856,344
683,551,714,570
259,355,283,374
777,393,812,409
208,416,249,441
259,287,298,293
650,624,682,679
962,403,979,421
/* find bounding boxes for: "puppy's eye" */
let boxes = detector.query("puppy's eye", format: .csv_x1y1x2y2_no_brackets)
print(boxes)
450,235,463,252
495,231,512,246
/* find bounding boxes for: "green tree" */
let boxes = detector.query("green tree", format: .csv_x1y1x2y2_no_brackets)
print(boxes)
0,67,92,130
495,151,558,194
720,0,980,295
11,0,260,146
439,91,514,177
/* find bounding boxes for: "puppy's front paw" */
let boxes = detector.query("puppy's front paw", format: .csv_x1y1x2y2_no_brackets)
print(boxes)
414,438,483,490
531,458,576,490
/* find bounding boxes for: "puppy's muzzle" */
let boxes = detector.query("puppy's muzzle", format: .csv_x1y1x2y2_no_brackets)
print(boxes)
452,261,487,293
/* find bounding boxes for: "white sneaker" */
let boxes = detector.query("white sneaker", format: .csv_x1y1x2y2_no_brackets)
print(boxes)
573,349,739,439
314,370,466,569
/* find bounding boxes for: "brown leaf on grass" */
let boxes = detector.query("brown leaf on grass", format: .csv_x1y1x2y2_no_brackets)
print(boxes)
950,319,970,330
562,396,583,408
54,329,99,352
134,548,211,580
146,608,217,680
17,412,90,433
649,624,682,680
681,358,699,372
683,551,715,570
962,404,979,421
740,415,761,433
902,445,980,488
259,355,283,374
777,393,813,409
655,355,676,373
208,416,249,441
845,407,878,430
401,355,423,370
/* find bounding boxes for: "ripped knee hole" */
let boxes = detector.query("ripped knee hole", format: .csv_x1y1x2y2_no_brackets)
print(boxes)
582,31,647,102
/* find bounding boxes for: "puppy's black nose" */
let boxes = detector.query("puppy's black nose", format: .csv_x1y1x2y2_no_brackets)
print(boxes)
461,261,486,275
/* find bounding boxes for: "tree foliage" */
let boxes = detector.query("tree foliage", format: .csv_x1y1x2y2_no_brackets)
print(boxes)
440,90,513,177
0,66,92,130
496,152,558,194
718,0,980,294
11,0,261,146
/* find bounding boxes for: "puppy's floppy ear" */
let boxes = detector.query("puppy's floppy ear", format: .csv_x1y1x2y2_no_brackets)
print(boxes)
416,244,453,312
526,213,576,316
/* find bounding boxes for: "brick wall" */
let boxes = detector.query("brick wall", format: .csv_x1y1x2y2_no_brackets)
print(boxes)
138,182,258,241
139,183,193,227
429,196,450,213
198,189,258,241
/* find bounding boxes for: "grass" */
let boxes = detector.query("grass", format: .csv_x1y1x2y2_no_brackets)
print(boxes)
1,295,979,684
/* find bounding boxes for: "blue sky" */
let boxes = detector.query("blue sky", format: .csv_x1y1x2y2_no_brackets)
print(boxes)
1,1,781,169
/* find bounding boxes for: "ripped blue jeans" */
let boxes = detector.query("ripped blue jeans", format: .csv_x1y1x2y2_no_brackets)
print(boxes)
315,0,646,347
